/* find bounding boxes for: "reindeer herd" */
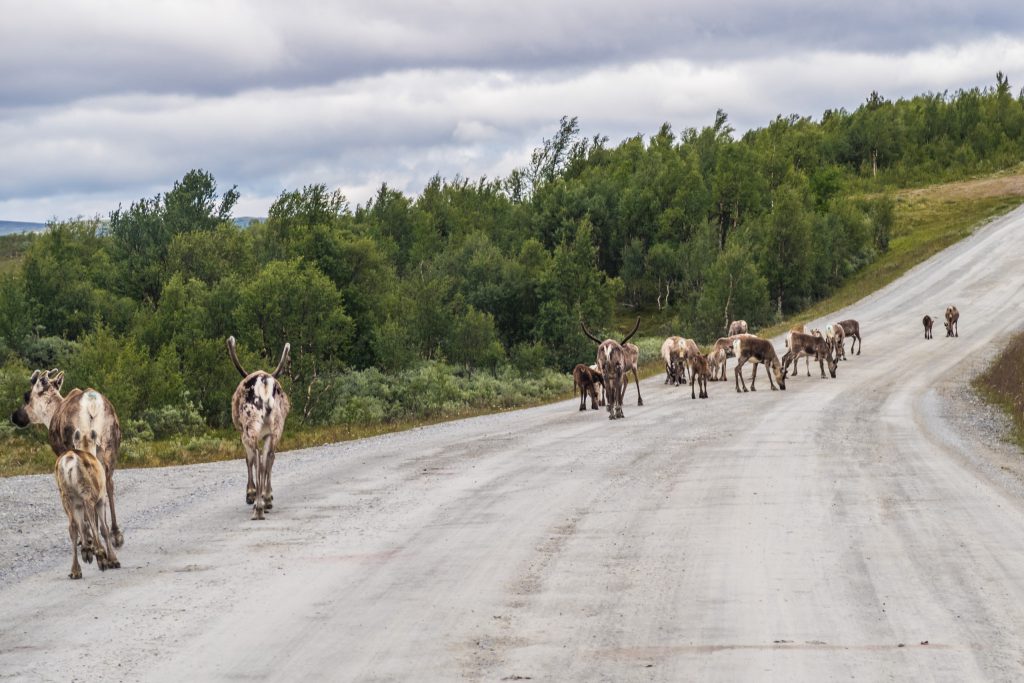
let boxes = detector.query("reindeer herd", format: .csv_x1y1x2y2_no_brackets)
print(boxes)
576,306,958,420
9,303,962,579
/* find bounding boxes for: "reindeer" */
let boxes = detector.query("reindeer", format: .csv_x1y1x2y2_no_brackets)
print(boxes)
622,342,643,406
11,369,124,548
688,352,710,399
784,324,811,377
733,337,787,393
782,331,837,379
711,333,757,381
923,315,934,339
706,347,727,382
55,430,119,579
728,320,749,336
572,363,603,411
581,318,640,420
945,305,959,337
227,336,291,520
837,319,862,355
829,323,847,360
660,336,686,386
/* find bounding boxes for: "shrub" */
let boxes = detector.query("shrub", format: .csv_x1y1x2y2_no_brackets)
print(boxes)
139,402,206,439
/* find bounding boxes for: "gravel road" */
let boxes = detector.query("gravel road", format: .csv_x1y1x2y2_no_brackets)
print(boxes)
3,206,1024,681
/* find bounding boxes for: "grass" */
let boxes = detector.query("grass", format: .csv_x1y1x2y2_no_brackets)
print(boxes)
973,332,1024,453
3,172,1024,477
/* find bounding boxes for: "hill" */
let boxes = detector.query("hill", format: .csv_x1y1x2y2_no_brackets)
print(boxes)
0,220,46,236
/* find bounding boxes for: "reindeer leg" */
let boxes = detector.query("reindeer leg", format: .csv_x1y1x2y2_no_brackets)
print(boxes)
634,368,643,406
67,520,82,580
244,441,258,505
83,501,108,570
98,498,119,569
264,436,275,510
106,471,123,548
252,445,266,521
735,359,747,393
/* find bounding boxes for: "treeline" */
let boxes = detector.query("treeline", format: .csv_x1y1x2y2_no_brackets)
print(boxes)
1,74,1023,435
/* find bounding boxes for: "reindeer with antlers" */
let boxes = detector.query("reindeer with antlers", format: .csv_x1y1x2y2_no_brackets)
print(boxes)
581,318,640,420
227,337,291,520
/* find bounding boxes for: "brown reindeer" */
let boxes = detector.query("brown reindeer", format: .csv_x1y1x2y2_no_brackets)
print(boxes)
782,331,837,379
581,318,640,420
572,363,603,411
784,324,811,376
622,342,643,406
945,305,959,337
660,336,686,385
827,323,847,360
728,320,749,336
688,352,710,399
733,337,787,393
706,348,727,382
228,337,291,520
838,319,862,355
55,430,119,579
923,315,934,339
711,333,756,381
12,369,124,548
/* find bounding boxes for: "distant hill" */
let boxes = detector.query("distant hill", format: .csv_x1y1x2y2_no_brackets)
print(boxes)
0,220,46,236
0,217,262,236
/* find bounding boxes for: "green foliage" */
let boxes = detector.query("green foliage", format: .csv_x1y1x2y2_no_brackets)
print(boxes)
67,326,186,420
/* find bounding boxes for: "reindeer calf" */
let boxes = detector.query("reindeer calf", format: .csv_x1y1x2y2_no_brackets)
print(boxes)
689,353,710,399
572,364,603,411
923,315,934,339
55,431,119,579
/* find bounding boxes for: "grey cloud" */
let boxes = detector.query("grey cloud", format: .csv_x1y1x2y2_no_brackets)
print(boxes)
2,1,1021,107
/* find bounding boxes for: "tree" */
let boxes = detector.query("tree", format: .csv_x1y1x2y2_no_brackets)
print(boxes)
233,259,355,421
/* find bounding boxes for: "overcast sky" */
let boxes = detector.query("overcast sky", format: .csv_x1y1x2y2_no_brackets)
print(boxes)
2,1,1023,222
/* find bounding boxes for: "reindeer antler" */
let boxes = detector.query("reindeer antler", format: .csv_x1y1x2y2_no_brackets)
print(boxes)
580,321,603,345
226,336,248,378
271,343,291,378
620,317,641,345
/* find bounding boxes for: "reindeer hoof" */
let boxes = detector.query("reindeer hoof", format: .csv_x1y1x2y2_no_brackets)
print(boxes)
69,569,82,580
82,548,94,563
637,399,643,406
113,530,124,548
246,492,256,505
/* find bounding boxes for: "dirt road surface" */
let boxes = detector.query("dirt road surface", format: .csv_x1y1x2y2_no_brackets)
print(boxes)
4,207,1024,681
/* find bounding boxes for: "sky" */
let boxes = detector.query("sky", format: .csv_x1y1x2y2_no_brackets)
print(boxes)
2,1,1024,222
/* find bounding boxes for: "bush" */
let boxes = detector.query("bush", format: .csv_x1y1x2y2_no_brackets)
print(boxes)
139,402,206,439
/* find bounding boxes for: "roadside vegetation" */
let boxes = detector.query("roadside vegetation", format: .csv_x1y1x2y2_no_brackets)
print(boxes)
3,73,1024,476
974,332,1024,452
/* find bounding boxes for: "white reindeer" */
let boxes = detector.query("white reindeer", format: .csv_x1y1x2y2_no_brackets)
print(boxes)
227,337,291,520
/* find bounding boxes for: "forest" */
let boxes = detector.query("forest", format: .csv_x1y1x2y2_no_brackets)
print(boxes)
2,73,1024,444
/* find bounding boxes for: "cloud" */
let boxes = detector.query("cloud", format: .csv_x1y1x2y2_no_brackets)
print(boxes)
1,2,1023,220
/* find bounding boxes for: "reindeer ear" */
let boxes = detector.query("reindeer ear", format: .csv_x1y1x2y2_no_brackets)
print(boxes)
29,370,40,384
